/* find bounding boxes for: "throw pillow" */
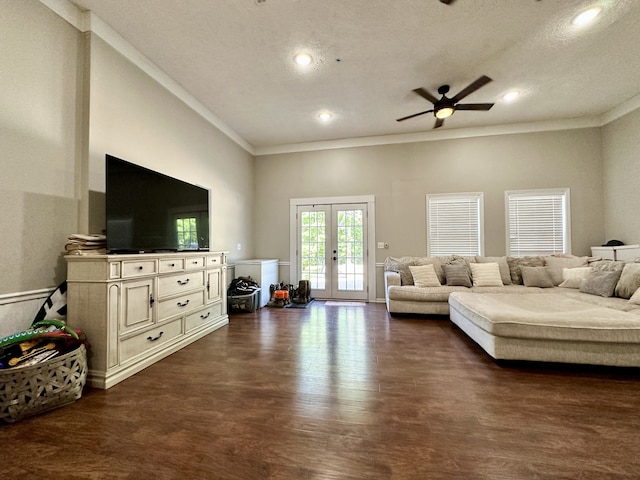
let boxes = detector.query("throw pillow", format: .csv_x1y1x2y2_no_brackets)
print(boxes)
520,266,555,288
414,257,447,285
558,267,593,289
384,257,416,285
470,262,504,287
590,260,626,273
475,256,512,285
580,269,622,297
409,264,441,288
615,263,640,299
507,256,545,285
443,264,472,287
629,287,640,305
543,255,589,286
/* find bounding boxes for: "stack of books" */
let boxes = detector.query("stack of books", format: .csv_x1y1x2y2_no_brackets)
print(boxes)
65,234,107,255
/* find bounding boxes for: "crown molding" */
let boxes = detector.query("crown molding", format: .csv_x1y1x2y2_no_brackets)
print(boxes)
254,117,602,156
600,91,640,126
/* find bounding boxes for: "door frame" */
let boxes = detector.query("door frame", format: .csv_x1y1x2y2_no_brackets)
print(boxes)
289,195,376,303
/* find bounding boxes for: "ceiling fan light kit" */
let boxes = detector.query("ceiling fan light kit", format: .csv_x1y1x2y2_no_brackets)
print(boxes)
435,107,454,119
396,75,495,129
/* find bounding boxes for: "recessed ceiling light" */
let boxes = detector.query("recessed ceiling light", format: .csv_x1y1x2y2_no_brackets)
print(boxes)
502,91,520,102
294,53,313,66
572,7,602,26
318,112,333,122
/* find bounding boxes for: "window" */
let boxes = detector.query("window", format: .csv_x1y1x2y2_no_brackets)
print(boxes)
176,216,198,249
427,193,484,256
506,188,570,257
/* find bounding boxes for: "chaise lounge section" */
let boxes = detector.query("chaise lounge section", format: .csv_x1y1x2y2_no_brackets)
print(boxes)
449,291,640,367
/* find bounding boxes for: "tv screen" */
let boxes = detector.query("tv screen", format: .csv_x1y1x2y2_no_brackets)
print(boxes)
106,154,209,253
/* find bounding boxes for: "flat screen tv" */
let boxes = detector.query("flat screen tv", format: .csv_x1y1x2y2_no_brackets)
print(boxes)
106,154,209,253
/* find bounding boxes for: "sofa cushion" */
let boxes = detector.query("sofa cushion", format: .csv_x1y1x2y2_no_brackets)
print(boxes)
384,257,416,285
580,269,622,297
475,256,512,285
409,264,441,287
387,285,468,303
507,256,545,285
558,267,593,289
615,263,640,299
443,264,472,287
449,292,640,343
544,255,589,285
470,262,503,287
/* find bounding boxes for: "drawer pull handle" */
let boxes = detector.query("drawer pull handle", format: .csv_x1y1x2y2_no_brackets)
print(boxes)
138,266,144,270
177,279,190,286
200,312,210,320
177,300,190,307
192,261,199,265
147,331,164,342
149,294,155,307
169,263,175,267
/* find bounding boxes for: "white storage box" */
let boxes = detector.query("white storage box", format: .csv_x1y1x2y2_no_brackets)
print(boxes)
591,245,640,261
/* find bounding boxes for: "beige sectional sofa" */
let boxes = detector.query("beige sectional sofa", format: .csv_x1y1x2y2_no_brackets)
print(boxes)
384,254,640,366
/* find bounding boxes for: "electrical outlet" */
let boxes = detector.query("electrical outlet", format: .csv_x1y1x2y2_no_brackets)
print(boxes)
236,243,242,251
377,242,385,249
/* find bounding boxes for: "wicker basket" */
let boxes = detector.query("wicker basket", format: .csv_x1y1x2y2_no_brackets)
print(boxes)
0,343,87,423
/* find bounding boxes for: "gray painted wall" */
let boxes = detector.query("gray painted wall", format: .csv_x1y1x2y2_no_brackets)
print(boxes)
0,1,254,298
255,128,606,297
1,1,82,294
602,108,640,244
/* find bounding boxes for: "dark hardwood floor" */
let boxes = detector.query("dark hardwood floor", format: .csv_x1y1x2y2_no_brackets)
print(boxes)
3,301,640,479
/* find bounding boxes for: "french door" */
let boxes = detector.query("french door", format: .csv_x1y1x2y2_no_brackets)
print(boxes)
296,203,368,300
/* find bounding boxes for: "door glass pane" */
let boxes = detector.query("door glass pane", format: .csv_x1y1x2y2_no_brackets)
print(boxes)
336,209,364,291
300,211,326,289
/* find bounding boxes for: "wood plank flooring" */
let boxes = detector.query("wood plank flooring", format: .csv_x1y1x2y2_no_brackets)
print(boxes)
2,301,640,479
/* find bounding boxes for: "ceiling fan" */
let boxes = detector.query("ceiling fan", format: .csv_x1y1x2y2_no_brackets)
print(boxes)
396,75,495,129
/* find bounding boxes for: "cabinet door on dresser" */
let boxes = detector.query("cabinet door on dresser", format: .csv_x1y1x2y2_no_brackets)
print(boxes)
120,278,155,335
206,268,222,303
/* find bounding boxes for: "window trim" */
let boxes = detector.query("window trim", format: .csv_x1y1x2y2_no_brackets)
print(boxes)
505,188,571,257
426,192,485,257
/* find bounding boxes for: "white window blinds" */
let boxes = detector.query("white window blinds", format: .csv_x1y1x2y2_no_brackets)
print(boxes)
506,189,570,257
427,193,484,256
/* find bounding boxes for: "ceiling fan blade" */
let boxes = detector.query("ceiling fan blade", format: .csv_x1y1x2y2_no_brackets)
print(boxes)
396,109,434,122
455,103,494,111
413,87,439,104
434,118,445,129
451,75,492,102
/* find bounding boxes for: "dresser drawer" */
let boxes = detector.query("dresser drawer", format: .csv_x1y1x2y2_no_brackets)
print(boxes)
185,303,223,333
121,259,157,278
157,290,204,320
158,271,204,298
119,317,182,364
159,258,185,273
205,254,223,267
185,256,205,270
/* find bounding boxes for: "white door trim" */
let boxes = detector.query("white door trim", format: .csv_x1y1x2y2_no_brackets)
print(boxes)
290,195,376,303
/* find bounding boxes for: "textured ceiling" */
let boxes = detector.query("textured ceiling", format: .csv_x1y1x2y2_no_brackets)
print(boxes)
69,0,640,150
